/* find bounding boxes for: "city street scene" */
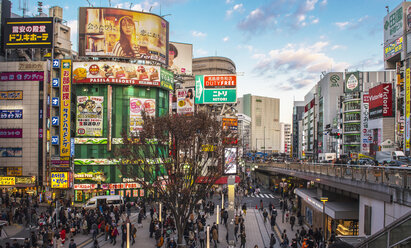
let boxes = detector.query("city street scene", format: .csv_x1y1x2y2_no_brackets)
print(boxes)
0,0,410,247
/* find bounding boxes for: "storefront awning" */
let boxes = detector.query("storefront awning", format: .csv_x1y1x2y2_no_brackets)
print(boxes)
295,188,358,220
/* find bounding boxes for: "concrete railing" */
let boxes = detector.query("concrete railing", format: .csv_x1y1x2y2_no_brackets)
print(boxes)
252,162,411,189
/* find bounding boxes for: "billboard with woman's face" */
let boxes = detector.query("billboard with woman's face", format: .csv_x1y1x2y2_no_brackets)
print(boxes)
78,8,169,64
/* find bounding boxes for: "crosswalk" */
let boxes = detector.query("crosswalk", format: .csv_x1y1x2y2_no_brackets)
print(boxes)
247,193,276,198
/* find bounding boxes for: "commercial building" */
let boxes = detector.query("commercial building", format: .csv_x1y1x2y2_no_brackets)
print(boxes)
302,86,316,160
237,94,281,153
237,113,251,155
292,101,305,159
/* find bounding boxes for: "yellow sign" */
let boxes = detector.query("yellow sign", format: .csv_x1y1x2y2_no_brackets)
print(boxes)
60,60,71,157
406,68,410,151
0,177,15,185
0,91,23,100
51,172,69,188
7,167,22,176
15,176,35,184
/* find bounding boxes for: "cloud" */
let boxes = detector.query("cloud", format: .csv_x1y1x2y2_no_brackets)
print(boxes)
335,15,369,30
223,36,229,42
252,41,350,90
114,1,159,12
226,0,234,3
238,44,254,52
320,0,327,6
347,57,383,71
226,4,244,18
191,31,207,38
67,20,78,51
331,45,345,50
290,0,319,28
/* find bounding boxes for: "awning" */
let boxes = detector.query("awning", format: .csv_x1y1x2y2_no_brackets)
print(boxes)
196,176,241,185
295,188,358,220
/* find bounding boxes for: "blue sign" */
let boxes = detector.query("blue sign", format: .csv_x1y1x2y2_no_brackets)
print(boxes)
52,78,59,87
51,136,59,145
52,59,60,68
47,95,50,105
52,97,59,107
52,116,59,126
71,138,75,157
0,110,23,119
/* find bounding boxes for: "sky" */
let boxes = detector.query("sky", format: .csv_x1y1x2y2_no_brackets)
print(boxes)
11,0,405,124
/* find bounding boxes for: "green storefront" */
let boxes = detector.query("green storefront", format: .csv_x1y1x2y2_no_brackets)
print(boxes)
72,62,173,203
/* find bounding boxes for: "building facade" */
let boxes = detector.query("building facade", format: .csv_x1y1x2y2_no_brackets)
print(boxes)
292,101,305,159
237,94,281,153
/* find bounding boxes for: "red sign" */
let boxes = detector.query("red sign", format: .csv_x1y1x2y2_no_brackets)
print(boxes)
363,94,370,103
204,75,236,88
74,184,97,190
0,129,22,138
369,83,393,118
0,72,44,81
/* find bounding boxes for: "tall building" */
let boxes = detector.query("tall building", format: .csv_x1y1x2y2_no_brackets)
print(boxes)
280,123,291,155
237,94,281,153
292,101,304,159
302,87,316,160
237,113,251,155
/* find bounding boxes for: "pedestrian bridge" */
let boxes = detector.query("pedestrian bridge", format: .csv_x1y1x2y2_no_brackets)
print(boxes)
251,162,411,206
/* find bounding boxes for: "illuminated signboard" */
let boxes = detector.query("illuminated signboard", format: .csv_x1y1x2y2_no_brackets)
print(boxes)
0,72,44,81
60,60,71,157
0,91,23,100
4,17,53,48
0,177,15,185
0,110,22,119
195,75,237,104
51,172,69,188
0,129,23,138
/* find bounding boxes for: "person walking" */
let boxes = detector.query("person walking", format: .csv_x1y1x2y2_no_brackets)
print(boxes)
198,228,206,248
212,226,218,248
290,215,296,231
270,213,276,231
269,233,276,248
111,225,118,245
68,239,77,248
263,209,268,223
239,231,246,248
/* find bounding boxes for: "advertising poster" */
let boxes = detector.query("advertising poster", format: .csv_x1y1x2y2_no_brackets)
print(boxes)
222,118,238,131
160,67,174,90
129,98,156,133
176,89,194,115
0,91,23,100
78,8,168,64
7,167,22,176
76,96,104,136
224,148,237,174
51,172,69,188
361,93,371,154
0,148,22,157
4,17,53,49
73,62,161,87
60,60,72,157
384,36,403,61
369,83,393,119
344,72,360,93
169,42,193,75
0,129,23,138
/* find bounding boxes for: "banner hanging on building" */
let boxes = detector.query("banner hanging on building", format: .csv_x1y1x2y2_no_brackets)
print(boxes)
60,60,71,157
369,83,393,119
129,98,156,133
176,89,194,115
76,96,104,136
361,93,371,154
406,68,410,151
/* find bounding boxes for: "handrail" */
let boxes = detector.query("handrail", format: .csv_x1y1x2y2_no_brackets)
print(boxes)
250,162,411,189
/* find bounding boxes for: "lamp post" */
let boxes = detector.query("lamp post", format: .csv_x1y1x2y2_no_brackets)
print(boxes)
281,178,286,223
216,205,220,241
321,197,328,246
206,225,210,248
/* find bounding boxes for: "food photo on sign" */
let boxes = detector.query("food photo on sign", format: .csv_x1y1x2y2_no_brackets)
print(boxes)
176,88,194,115
129,98,156,133
76,96,104,136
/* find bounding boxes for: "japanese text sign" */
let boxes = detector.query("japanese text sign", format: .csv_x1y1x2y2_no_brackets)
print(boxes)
0,72,44,81
0,129,23,138
51,172,69,188
60,60,71,157
0,91,23,100
195,75,237,104
4,17,53,49
0,110,23,119
0,177,15,186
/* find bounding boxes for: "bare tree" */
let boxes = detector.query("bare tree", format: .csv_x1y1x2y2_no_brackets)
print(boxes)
116,111,235,245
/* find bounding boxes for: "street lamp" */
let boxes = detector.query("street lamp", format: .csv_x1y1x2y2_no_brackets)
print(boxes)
281,178,286,223
321,197,328,246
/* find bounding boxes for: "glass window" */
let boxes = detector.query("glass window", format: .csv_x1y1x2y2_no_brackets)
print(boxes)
390,219,411,246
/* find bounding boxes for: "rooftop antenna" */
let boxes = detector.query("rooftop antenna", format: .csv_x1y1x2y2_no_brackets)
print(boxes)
129,3,133,9
86,0,94,7
149,6,153,12
19,0,28,17
108,0,111,7
385,6,389,14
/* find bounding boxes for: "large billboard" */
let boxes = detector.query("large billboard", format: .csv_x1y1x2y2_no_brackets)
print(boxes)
176,89,194,115
195,75,237,104
384,36,403,61
76,96,104,136
169,42,193,75
51,172,70,188
369,83,393,119
4,17,53,49
73,62,173,90
224,148,237,174
129,98,156,133
60,60,72,157
78,7,168,64
384,4,404,44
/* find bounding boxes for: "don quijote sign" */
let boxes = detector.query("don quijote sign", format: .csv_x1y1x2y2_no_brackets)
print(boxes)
369,83,393,119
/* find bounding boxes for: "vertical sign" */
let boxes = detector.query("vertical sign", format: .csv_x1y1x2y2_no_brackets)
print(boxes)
361,93,371,154
406,68,410,151
60,60,71,157
107,85,112,151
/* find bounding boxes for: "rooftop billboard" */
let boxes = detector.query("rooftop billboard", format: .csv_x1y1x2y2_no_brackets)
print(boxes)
78,8,169,64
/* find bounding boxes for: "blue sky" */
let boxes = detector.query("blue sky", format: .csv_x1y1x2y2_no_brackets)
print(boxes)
11,0,404,123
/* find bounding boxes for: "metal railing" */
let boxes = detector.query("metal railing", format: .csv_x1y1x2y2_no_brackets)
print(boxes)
253,162,411,189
